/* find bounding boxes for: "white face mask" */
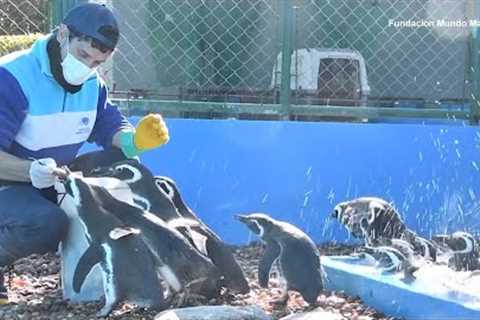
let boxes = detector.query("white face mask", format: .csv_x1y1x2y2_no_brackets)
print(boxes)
61,37,97,86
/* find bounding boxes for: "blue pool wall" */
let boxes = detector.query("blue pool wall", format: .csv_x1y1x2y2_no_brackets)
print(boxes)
80,118,480,245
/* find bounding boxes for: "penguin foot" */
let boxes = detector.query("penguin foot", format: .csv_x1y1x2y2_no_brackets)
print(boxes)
401,271,417,284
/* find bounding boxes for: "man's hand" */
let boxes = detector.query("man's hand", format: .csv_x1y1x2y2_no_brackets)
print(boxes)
134,113,170,150
29,158,58,189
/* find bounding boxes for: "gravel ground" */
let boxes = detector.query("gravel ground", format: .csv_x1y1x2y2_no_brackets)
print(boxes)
0,243,399,320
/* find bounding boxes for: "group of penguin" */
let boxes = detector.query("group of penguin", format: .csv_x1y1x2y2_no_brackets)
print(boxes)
58,153,479,317
62,155,249,317
61,153,328,317
331,196,480,281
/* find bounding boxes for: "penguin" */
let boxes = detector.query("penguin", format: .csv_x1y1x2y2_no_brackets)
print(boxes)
358,240,418,283
74,173,222,300
236,213,323,305
62,172,166,317
401,230,438,262
332,196,438,261
154,175,250,294
90,159,250,294
69,148,127,175
432,232,480,271
331,197,407,245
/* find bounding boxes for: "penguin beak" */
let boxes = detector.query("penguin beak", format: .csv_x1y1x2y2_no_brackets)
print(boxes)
235,214,261,235
234,214,249,223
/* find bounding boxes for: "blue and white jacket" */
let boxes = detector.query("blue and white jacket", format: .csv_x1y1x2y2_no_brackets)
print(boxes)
0,35,131,165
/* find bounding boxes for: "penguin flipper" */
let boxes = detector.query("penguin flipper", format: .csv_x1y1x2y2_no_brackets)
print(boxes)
73,243,103,293
258,241,281,288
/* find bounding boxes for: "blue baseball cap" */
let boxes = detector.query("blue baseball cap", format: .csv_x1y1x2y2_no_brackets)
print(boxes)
63,3,119,50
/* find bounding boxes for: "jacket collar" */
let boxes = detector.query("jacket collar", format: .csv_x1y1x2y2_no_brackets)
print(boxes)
31,34,54,78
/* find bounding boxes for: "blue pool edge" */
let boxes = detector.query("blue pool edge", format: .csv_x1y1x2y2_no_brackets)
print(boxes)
321,256,480,320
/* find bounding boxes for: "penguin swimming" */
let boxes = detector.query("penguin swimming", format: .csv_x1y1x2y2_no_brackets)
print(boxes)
432,231,480,271
236,213,323,305
91,160,250,294
331,197,406,245
62,172,166,317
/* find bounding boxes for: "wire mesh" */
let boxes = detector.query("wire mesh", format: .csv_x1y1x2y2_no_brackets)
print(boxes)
0,0,476,110
109,0,281,103
292,0,472,107
0,0,48,35
109,0,473,107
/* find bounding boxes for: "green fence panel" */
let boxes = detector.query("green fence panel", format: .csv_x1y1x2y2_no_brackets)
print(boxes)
0,0,478,122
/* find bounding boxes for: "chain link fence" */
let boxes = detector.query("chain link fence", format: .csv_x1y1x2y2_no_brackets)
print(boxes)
0,0,48,35
0,0,477,112
107,0,474,108
107,0,281,105
292,0,472,107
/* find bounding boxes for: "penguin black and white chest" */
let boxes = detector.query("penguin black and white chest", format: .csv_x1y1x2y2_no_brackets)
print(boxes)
433,231,480,271
62,173,165,317
331,197,406,244
92,160,250,294
236,213,323,305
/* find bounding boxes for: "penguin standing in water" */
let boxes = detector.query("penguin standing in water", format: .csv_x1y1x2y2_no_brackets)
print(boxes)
331,197,438,261
358,241,418,283
62,172,166,317
91,160,250,294
331,197,407,244
432,232,480,271
401,230,438,262
236,213,323,305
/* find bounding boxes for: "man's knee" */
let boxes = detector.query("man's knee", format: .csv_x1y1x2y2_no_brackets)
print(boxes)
0,186,69,265
16,205,69,255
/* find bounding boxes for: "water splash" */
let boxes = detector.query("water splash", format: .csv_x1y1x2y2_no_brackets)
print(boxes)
261,193,269,203
472,161,479,171
327,188,335,204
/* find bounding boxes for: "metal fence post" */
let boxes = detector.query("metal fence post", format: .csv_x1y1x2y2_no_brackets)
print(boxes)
280,0,294,118
471,2,480,125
